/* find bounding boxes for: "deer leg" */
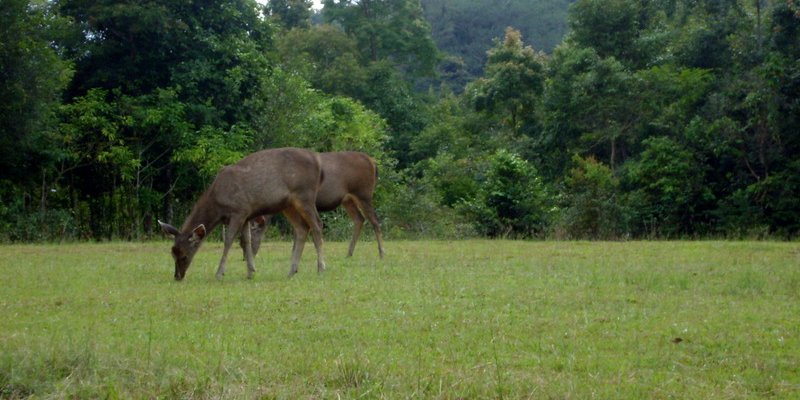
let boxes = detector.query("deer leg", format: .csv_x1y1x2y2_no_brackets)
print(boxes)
358,199,385,259
240,215,270,260
216,217,245,280
250,215,270,258
242,219,256,279
283,208,309,277
297,201,326,273
240,220,251,261
342,197,365,257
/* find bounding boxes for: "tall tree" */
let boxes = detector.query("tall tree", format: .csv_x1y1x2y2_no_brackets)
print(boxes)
275,24,367,98
315,1,439,167
266,0,313,29
61,0,272,127
323,0,438,77
421,0,572,81
55,0,275,238
568,0,670,71
0,0,73,185
469,27,546,135
541,45,638,174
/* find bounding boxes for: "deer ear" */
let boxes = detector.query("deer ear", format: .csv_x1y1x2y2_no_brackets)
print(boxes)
190,224,206,241
158,220,180,237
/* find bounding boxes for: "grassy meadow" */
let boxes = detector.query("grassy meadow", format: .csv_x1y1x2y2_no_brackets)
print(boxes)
1,240,799,398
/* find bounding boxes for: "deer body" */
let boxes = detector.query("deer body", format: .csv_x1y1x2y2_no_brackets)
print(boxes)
244,151,385,259
159,147,326,280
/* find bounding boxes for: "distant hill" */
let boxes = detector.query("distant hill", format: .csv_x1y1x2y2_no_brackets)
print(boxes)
422,0,573,79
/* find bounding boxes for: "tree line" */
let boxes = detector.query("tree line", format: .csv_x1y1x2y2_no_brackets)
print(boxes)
1,0,798,241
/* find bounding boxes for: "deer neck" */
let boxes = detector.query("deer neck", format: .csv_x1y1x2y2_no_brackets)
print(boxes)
181,193,223,234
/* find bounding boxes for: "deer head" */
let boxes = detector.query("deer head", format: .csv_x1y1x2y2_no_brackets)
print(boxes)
158,220,206,281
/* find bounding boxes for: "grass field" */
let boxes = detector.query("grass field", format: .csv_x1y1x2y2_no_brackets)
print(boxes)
1,240,798,399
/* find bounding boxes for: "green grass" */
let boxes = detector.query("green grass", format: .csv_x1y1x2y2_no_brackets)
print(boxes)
1,240,799,398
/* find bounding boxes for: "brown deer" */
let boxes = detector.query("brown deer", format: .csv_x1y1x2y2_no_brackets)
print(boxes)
241,151,385,260
158,147,326,280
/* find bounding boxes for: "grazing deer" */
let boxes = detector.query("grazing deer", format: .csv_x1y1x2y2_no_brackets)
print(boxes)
241,151,385,260
158,147,326,280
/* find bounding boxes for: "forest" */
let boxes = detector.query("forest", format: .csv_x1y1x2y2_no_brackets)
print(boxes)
1,0,799,242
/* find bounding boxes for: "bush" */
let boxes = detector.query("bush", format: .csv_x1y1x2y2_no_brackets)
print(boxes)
623,136,713,237
379,172,476,239
459,150,549,237
0,182,80,242
554,155,628,239
6,209,80,242
714,159,800,239
418,153,480,208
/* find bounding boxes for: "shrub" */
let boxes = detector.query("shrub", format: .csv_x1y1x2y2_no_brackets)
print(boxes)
379,173,476,239
623,136,712,237
460,150,549,237
555,155,627,239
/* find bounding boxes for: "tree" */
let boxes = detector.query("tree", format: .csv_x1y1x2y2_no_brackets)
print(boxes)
421,0,572,82
567,0,645,68
0,0,73,185
556,156,625,239
409,88,473,161
275,24,367,98
273,25,424,167
624,137,712,236
468,27,546,134
55,0,275,238
266,0,313,29
245,66,390,166
61,0,272,128
541,45,637,174
358,60,431,167
323,0,439,77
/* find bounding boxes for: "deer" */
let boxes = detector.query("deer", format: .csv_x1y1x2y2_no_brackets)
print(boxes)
240,151,385,260
158,147,326,281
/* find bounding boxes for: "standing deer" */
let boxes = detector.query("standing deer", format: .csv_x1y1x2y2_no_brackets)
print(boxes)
241,151,385,260
158,147,326,280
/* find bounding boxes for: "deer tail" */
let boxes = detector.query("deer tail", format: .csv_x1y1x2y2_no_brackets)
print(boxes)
370,156,379,180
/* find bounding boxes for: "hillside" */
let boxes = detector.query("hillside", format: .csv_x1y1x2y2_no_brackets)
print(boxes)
422,0,573,77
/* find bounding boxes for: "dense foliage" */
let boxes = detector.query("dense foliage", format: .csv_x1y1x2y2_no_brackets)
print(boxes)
1,0,798,241
421,0,573,82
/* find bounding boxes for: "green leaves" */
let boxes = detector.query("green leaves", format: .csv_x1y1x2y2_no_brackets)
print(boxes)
624,136,711,236
324,0,438,76
555,156,624,239
303,97,388,154
249,67,389,159
568,0,643,66
266,0,313,29
461,150,549,237
174,126,252,179
0,0,73,182
5,0,800,240
469,28,546,133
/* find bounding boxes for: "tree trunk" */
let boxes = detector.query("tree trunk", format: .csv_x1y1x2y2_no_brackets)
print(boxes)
40,170,46,213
